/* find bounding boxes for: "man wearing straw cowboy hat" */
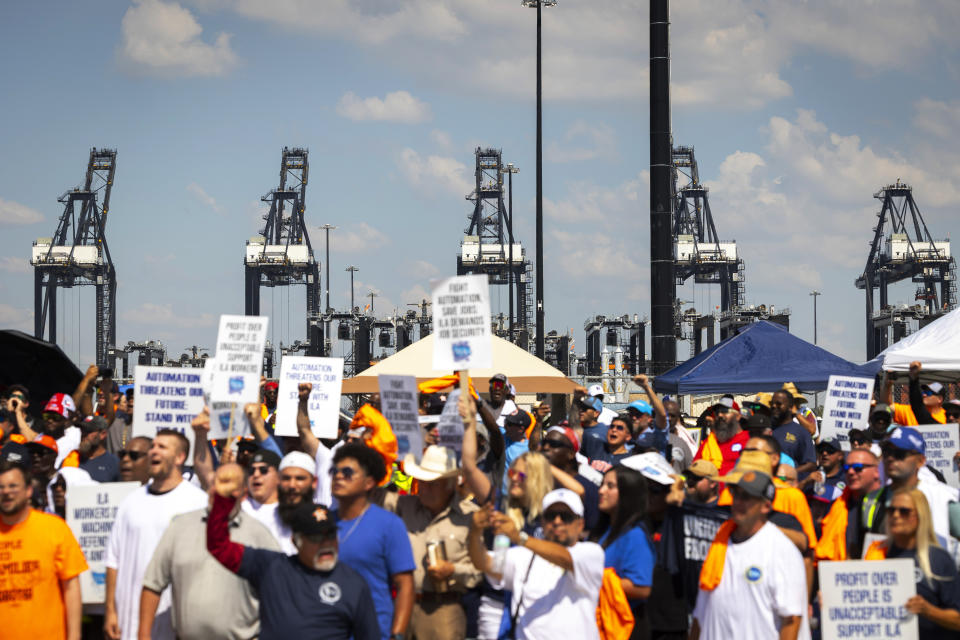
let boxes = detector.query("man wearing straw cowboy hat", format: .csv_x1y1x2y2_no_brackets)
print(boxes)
375,445,481,640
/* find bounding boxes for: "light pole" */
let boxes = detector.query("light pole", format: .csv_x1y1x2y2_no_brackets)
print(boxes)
368,291,378,314
346,266,358,311
810,290,821,345
320,224,335,355
523,0,556,359
501,162,520,342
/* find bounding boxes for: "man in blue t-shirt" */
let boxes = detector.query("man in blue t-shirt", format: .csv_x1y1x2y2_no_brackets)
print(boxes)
207,463,380,640
770,389,817,477
500,410,530,494
331,444,415,640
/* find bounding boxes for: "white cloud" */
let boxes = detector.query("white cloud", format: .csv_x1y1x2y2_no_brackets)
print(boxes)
396,148,472,197
336,91,432,124
0,198,43,225
913,98,960,140
544,173,643,223
186,182,224,213
123,302,216,329
120,0,238,77
407,260,439,278
0,257,30,274
319,222,390,253
429,129,453,151
0,304,32,330
547,120,617,163
400,284,431,305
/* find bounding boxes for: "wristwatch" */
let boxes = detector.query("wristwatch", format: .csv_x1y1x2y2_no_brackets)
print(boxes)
517,531,529,547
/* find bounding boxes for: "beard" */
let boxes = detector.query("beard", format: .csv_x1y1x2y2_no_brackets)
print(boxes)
278,485,314,526
713,416,738,443
313,550,338,571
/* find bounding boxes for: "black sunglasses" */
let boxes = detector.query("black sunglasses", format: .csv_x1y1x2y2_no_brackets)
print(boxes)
543,510,578,524
889,506,916,519
882,447,912,461
329,466,357,479
685,474,704,487
118,450,146,461
542,439,572,450
843,463,877,473
250,465,272,476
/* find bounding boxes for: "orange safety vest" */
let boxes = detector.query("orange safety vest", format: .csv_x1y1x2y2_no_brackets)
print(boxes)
815,491,851,561
596,567,635,640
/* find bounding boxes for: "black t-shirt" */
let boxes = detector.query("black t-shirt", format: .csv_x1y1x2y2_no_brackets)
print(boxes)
573,473,600,535
659,502,731,610
773,422,816,468
79,452,120,482
885,545,960,640
238,548,380,640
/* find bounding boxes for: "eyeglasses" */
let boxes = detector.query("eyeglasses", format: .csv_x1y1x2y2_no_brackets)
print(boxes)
889,506,916,519
541,439,572,450
543,510,578,524
882,447,912,461
250,465,272,476
118,450,146,461
508,468,527,483
843,463,877,473
329,466,357,480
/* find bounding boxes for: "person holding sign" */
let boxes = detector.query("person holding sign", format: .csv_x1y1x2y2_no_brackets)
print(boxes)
206,463,381,640
0,460,88,640
864,489,960,637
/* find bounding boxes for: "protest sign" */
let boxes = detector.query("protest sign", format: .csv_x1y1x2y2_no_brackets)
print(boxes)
819,559,917,640
65,482,140,604
274,356,343,438
431,275,492,371
820,375,876,448
197,357,249,440
210,314,268,404
437,389,465,456
379,374,422,461
915,423,960,489
132,366,206,454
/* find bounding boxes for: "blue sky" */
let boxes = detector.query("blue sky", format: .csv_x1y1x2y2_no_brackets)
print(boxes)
2,0,960,371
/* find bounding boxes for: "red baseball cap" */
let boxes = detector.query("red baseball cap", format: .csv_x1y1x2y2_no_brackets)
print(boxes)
27,434,58,454
44,393,76,418
264,381,279,391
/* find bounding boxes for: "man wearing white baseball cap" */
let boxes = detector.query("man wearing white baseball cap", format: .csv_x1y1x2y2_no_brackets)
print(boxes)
275,451,318,553
468,488,604,639
587,383,618,426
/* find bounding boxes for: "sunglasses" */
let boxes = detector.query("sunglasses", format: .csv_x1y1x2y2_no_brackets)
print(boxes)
543,510,578,524
42,412,67,422
843,463,877,473
118,449,146,461
685,474,704,487
889,506,916,519
882,447,913,461
850,438,869,446
490,381,505,390
508,468,527,483
921,389,935,397
250,465,272,476
542,439,572,450
329,466,357,480
608,423,628,432
10,393,26,401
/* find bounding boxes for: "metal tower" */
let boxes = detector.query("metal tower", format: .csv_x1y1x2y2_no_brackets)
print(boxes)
244,147,322,355
32,148,118,367
856,180,956,359
456,147,532,347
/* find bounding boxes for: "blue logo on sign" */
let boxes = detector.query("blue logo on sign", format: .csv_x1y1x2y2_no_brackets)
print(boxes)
219,413,231,430
397,435,410,455
746,567,762,582
228,377,245,394
452,342,472,362
92,571,106,585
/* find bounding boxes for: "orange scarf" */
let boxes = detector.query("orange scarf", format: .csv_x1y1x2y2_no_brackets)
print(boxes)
699,432,724,472
596,567,635,640
864,540,888,560
350,404,398,486
699,519,737,591
416,373,479,399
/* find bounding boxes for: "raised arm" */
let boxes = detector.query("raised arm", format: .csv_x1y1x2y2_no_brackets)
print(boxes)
908,361,937,425
191,407,214,491
635,374,667,429
549,465,585,496
74,365,99,418
476,398,505,460
206,464,247,573
460,392,493,504
98,371,116,425
295,383,320,458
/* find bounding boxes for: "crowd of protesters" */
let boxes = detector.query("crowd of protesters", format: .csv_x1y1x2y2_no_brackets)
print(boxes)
4,358,960,640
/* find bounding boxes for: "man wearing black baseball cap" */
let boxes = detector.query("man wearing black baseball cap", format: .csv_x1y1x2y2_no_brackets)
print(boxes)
692,468,807,640
207,463,380,640
241,449,291,553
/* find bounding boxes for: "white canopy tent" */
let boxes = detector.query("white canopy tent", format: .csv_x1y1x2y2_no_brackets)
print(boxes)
879,306,960,382
342,333,576,394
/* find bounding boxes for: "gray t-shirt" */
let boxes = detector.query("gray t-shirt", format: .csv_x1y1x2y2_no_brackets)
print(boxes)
105,414,131,454
143,508,281,640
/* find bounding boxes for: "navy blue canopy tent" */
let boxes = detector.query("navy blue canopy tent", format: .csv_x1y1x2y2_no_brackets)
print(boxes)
653,321,871,394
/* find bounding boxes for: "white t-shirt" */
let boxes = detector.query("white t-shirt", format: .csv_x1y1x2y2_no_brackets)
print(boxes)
105,479,208,640
313,439,343,510
55,426,81,468
497,541,604,640
241,497,295,554
693,521,810,640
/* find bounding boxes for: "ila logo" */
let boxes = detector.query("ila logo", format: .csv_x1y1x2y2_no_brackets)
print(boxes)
746,566,763,582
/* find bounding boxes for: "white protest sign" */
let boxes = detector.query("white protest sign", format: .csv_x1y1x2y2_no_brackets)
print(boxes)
915,423,960,489
65,482,140,604
819,559,918,640
132,366,206,454
431,275,492,371
198,357,248,440
437,389,465,456
821,375,876,448
210,315,268,404
379,374,422,461
274,356,343,438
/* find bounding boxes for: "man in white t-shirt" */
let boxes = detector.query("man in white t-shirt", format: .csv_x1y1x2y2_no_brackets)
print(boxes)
468,488,604,640
691,468,808,640
104,429,208,640
240,448,294,553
